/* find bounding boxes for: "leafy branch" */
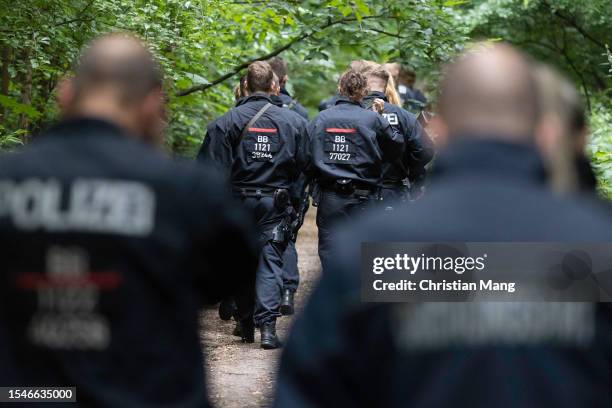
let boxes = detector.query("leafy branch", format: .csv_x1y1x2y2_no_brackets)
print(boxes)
176,14,384,96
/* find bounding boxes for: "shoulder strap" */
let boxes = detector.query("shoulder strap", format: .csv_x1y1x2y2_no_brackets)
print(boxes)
239,102,273,143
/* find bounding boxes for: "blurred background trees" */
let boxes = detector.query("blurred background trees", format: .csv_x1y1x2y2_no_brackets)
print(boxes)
0,0,610,194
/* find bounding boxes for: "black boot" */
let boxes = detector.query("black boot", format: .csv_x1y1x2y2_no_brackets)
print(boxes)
218,298,237,321
239,318,255,343
280,289,295,316
260,321,282,350
232,321,242,337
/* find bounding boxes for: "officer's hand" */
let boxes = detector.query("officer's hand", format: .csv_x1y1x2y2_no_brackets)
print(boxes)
372,99,385,114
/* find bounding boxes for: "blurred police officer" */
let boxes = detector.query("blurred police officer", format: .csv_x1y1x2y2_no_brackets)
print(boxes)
267,56,309,120
362,65,434,205
0,33,258,407
534,64,597,193
309,68,403,272
198,61,310,349
275,44,612,407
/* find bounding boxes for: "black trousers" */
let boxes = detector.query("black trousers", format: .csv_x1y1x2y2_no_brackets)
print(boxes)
282,240,299,292
316,189,377,272
238,196,288,326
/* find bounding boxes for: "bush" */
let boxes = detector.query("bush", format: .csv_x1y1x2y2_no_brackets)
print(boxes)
587,99,612,199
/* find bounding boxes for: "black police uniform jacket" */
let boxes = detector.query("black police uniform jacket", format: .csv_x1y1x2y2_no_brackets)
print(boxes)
0,118,259,407
274,139,612,408
363,91,434,185
318,94,341,112
308,96,404,188
198,93,311,191
269,94,311,207
278,87,309,120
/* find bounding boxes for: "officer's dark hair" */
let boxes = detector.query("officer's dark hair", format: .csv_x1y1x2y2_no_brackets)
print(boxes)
233,83,242,101
338,69,368,102
73,32,163,105
234,75,249,101
247,61,274,94
266,57,288,84
240,75,249,97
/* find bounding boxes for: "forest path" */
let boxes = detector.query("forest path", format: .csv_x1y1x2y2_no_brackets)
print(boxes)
201,209,320,408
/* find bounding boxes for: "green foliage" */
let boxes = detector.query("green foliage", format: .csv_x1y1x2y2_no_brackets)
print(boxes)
462,0,612,100
0,0,610,197
587,97,612,199
0,0,468,156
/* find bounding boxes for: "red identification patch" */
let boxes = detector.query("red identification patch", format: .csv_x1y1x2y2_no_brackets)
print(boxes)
326,128,356,133
248,128,277,133
15,271,123,290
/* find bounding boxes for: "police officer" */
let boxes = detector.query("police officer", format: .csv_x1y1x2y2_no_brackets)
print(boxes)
533,64,597,193
267,57,309,120
318,61,372,112
309,68,403,272
362,65,434,205
267,73,309,316
0,33,258,407
383,62,428,112
198,61,310,349
274,44,612,408
318,94,340,112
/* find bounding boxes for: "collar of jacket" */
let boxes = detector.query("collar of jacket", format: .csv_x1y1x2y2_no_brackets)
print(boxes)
363,91,388,103
236,93,273,107
433,138,547,185
280,87,291,97
47,117,127,139
335,96,365,108
269,94,284,107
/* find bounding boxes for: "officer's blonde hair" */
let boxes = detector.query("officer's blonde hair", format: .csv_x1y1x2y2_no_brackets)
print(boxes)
385,75,401,106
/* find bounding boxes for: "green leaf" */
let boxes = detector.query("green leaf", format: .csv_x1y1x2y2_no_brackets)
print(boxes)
0,95,41,119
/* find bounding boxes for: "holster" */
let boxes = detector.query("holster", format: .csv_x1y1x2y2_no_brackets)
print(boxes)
273,188,290,210
271,206,294,245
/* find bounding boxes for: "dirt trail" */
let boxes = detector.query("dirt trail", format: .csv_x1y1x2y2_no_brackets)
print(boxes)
201,209,320,408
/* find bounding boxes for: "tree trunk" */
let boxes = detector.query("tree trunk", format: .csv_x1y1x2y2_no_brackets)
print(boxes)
0,45,10,119
18,48,32,142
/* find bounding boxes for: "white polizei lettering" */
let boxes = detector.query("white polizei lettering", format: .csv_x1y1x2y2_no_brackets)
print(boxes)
0,180,14,217
0,178,156,236
11,179,55,230
383,113,399,126
40,180,68,230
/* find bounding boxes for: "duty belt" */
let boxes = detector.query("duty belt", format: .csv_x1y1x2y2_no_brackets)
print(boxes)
233,187,292,211
320,179,377,197
381,180,408,189
232,187,276,199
